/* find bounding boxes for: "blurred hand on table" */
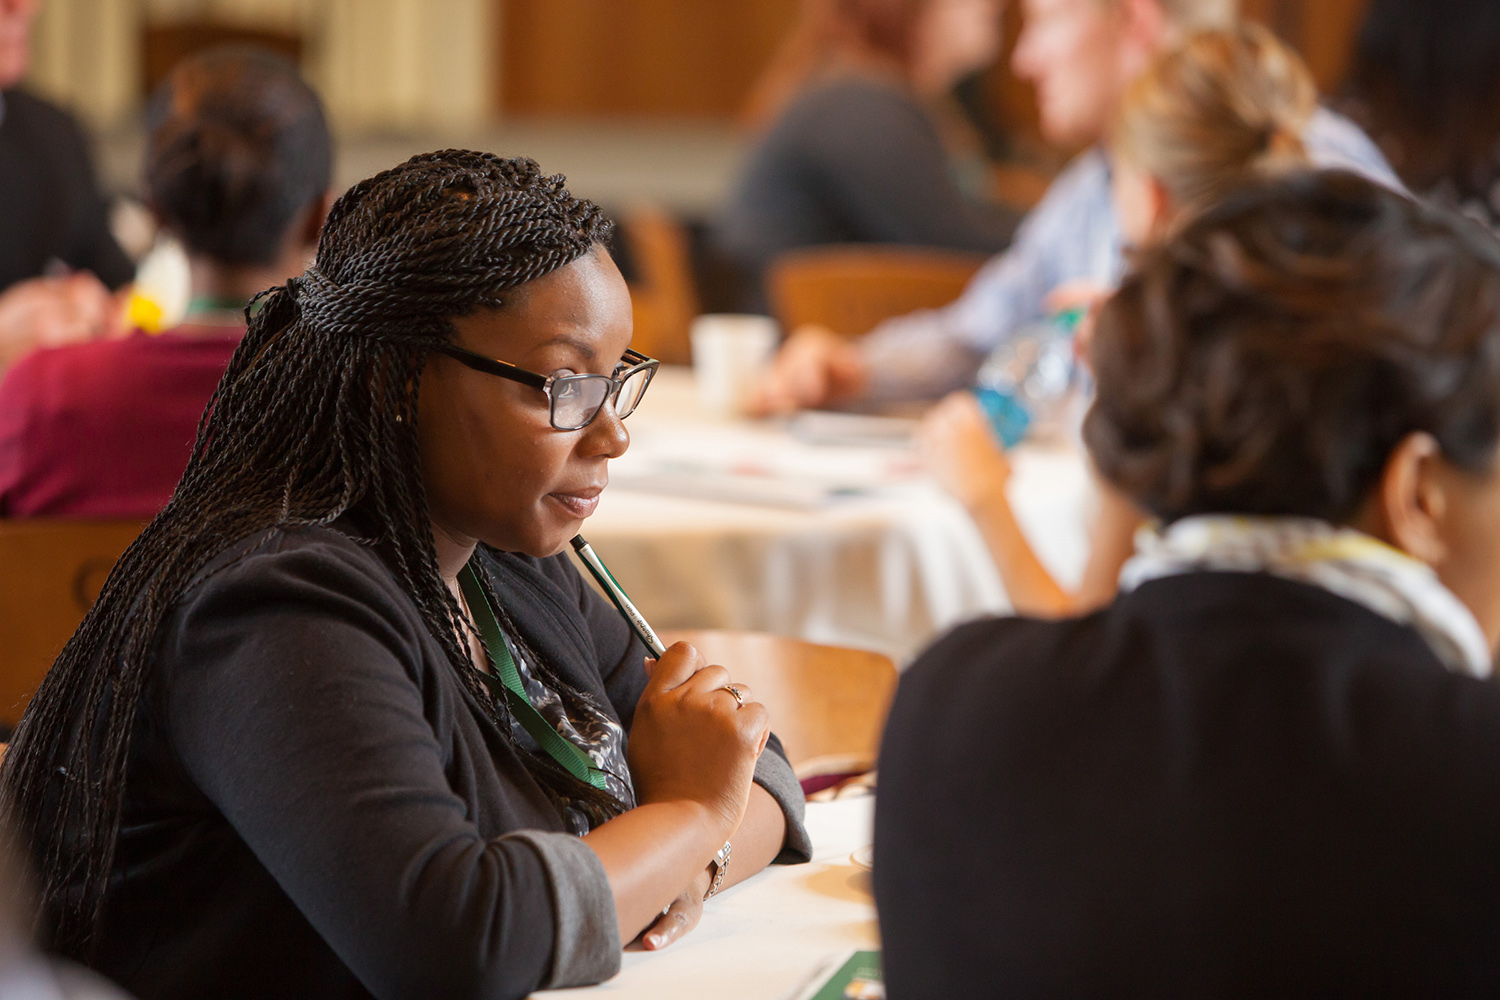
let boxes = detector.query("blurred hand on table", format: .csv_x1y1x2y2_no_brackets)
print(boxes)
916,391,1011,512
0,272,125,372
1045,280,1109,373
745,324,869,416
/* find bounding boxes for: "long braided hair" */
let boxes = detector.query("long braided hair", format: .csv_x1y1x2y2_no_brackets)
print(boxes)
0,150,624,956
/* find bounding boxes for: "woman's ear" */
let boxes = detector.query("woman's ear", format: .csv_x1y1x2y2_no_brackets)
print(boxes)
1373,431,1449,566
1116,0,1171,80
1144,176,1175,245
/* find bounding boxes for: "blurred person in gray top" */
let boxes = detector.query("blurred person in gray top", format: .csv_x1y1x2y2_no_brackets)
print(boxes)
748,0,1402,413
715,0,1020,311
1343,0,1500,234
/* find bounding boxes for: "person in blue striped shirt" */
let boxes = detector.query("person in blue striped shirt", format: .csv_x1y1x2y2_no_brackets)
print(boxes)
749,0,1402,414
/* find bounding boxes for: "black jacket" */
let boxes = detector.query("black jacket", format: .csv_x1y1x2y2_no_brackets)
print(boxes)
875,571,1500,998
59,524,807,1000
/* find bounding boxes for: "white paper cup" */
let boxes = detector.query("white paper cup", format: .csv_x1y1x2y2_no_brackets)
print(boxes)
690,314,780,416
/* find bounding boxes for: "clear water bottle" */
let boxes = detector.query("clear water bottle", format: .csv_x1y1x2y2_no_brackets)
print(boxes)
971,307,1082,448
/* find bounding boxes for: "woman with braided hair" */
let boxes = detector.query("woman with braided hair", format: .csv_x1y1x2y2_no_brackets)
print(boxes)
0,150,810,1000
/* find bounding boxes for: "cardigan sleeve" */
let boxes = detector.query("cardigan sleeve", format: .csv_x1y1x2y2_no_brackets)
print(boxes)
158,534,615,1000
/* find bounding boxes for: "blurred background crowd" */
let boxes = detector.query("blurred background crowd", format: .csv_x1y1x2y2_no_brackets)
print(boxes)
7,0,1499,365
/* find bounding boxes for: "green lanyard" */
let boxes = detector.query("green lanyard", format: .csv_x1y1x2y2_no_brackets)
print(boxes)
185,294,266,318
458,563,608,791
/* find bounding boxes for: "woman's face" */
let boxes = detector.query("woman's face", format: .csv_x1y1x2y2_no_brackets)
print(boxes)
0,0,35,89
418,248,635,560
1013,0,1132,147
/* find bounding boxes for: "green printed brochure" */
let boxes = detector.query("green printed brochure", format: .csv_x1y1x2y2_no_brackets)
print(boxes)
802,950,883,1000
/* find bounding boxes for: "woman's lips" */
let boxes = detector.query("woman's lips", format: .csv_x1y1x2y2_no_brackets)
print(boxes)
548,487,603,519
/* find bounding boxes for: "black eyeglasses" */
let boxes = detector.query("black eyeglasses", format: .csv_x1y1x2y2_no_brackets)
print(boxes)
435,344,659,431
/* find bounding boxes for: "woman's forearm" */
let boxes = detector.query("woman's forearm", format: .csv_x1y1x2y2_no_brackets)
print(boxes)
584,799,729,945
1074,478,1144,612
715,783,787,893
583,782,789,946
971,488,1077,617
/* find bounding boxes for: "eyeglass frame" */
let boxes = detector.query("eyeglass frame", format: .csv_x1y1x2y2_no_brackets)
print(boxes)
434,343,659,431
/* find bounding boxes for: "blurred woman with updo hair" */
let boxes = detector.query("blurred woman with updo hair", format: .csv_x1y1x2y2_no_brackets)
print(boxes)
0,149,809,998
0,46,331,518
715,0,1020,309
919,25,1316,616
880,169,1500,997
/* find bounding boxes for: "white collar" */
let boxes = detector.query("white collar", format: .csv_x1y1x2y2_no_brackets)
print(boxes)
1121,515,1494,679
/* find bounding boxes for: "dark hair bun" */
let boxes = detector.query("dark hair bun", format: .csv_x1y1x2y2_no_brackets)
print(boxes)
1085,169,1500,524
145,46,332,266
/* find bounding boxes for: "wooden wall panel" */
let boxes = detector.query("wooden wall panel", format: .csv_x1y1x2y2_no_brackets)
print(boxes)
498,0,1371,124
988,0,1373,155
1242,0,1370,90
499,0,799,118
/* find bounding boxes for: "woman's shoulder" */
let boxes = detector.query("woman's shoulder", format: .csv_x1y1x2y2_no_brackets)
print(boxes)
169,522,427,646
184,521,394,589
150,523,446,730
3,88,90,149
770,74,928,139
895,612,1103,721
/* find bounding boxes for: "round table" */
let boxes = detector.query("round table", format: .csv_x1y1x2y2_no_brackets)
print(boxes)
579,368,1092,663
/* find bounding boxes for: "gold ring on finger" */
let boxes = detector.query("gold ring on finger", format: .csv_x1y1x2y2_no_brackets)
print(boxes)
721,684,745,708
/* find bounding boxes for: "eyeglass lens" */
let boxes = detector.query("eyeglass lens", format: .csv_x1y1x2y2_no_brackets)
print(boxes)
551,367,652,430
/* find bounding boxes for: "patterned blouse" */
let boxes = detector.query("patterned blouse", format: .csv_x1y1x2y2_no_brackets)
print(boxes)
494,625,636,835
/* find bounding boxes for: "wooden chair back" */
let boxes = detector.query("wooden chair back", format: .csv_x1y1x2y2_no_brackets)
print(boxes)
0,520,145,729
623,205,699,366
767,245,988,338
659,630,898,772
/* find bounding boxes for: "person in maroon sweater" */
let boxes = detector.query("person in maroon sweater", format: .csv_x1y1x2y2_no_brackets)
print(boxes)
0,46,331,518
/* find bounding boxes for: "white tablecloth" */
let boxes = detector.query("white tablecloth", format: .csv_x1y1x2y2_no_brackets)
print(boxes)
579,368,1092,662
543,796,879,1000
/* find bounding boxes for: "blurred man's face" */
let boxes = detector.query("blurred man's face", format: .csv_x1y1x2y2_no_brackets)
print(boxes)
0,0,36,91
1012,0,1128,146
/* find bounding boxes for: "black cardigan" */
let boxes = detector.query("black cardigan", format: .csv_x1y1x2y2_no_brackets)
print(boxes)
875,572,1500,998
67,524,808,1000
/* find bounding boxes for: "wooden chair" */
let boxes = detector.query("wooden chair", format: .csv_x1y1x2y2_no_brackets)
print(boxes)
659,629,898,773
0,520,145,730
766,244,988,338
622,205,699,366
